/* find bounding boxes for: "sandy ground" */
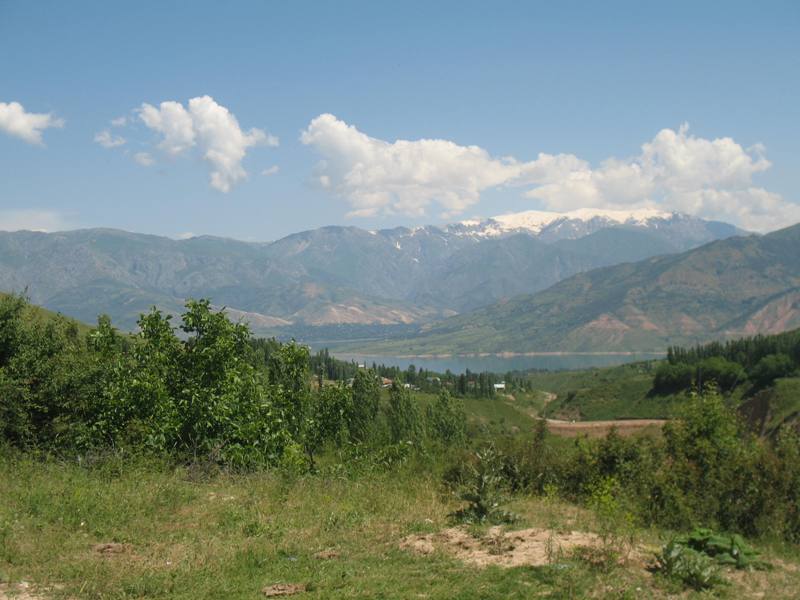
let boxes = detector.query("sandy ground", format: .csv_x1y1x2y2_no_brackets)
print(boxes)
400,526,639,568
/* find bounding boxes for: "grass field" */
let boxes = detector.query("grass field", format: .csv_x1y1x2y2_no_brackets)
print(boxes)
2,453,800,599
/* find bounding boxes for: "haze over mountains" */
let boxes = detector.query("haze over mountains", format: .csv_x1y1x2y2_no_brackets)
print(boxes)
363,222,800,354
0,209,741,336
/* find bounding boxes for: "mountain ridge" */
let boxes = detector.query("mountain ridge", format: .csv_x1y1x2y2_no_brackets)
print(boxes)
0,209,746,333
354,222,800,354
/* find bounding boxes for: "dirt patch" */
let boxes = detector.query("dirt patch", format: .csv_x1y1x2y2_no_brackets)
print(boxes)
401,526,608,568
0,582,48,600
262,583,307,597
313,549,340,560
545,419,666,438
92,542,131,555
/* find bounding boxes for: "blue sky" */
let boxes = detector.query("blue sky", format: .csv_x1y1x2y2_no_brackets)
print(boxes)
1,0,798,239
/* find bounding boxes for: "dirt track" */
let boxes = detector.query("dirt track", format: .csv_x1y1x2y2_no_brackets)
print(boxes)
545,418,667,438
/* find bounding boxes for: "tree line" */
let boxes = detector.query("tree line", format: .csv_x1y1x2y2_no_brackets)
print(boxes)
653,329,800,394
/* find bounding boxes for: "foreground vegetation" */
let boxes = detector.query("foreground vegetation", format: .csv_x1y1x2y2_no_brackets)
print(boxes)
4,452,800,599
3,294,800,597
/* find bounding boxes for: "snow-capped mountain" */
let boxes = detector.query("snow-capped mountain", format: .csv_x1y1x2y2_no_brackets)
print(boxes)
0,209,747,333
455,208,675,237
447,207,748,243
391,208,745,246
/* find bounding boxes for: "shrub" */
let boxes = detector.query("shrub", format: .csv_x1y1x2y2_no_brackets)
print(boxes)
695,357,746,392
750,353,796,388
449,445,517,525
653,362,693,394
655,540,722,591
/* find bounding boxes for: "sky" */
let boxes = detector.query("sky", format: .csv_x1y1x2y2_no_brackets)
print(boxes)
1,0,799,240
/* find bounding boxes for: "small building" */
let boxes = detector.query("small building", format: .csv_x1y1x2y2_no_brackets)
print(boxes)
493,382,506,391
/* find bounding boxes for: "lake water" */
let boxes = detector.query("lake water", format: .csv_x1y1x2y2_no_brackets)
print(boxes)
332,352,664,374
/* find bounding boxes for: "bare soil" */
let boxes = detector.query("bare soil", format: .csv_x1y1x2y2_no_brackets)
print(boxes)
0,583,48,600
262,583,307,597
401,526,616,568
545,418,666,438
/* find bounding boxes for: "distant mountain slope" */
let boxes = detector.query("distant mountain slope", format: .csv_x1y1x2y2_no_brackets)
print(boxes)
0,210,744,332
360,223,800,354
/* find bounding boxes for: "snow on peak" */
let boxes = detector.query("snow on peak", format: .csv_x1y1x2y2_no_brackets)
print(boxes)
454,207,677,237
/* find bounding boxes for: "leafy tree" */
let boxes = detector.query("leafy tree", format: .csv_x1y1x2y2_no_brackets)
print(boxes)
348,369,380,442
695,357,745,392
302,383,352,469
426,388,466,445
653,362,693,393
385,382,423,444
0,293,26,367
267,341,310,438
750,353,795,388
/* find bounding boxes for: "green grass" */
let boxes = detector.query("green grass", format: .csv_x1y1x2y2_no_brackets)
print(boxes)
2,453,800,599
523,362,686,421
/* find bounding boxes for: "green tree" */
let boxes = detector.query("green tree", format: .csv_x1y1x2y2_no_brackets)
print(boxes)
385,383,423,444
348,369,380,442
750,353,795,388
426,388,466,445
267,341,310,438
695,357,746,392
302,383,352,469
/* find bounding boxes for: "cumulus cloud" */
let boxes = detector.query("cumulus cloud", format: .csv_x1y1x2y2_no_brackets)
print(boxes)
133,151,154,167
521,124,794,231
137,96,277,192
94,129,126,148
110,116,128,127
302,116,795,231
0,101,64,145
0,209,69,232
301,114,525,217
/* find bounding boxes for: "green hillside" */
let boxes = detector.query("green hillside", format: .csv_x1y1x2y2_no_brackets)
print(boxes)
0,291,92,334
359,222,800,354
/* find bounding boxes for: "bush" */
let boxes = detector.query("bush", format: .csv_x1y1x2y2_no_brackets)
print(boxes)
695,357,746,392
655,540,722,591
449,445,517,525
750,353,796,388
653,362,693,394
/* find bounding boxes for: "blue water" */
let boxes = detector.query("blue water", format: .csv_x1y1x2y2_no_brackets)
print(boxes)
332,353,663,374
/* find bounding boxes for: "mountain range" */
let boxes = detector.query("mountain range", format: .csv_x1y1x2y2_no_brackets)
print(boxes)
0,209,742,335
359,222,800,354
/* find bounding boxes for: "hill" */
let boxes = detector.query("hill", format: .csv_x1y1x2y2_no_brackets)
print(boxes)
358,222,800,354
0,210,739,334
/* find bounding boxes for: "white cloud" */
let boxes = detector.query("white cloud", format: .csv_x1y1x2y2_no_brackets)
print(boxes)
301,114,523,217
111,116,128,127
175,231,195,240
0,101,64,145
133,151,154,166
137,95,277,192
94,129,126,148
302,116,795,231
521,124,792,231
0,209,69,232
261,165,280,176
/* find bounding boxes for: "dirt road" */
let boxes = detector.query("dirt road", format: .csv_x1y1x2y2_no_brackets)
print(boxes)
544,418,667,438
